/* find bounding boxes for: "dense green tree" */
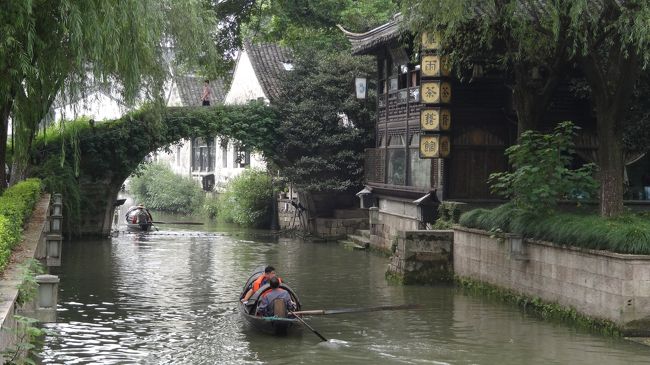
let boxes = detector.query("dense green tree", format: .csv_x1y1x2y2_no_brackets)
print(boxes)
268,52,376,192
244,0,398,53
0,0,254,188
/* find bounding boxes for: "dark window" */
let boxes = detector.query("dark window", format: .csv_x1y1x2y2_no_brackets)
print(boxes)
221,139,228,168
191,137,214,172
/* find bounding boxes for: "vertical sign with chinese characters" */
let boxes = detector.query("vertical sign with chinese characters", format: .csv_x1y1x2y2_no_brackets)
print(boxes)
419,31,452,159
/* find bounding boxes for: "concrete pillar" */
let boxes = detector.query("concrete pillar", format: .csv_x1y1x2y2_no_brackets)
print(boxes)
35,274,59,322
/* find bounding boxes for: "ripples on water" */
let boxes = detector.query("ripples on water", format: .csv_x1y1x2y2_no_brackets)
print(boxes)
39,227,650,364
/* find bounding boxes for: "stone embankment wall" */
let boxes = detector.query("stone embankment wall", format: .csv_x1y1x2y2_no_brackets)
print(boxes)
454,226,650,335
369,204,420,253
387,230,453,283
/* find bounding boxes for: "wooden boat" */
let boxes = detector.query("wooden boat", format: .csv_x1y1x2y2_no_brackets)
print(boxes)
238,266,303,336
125,206,154,232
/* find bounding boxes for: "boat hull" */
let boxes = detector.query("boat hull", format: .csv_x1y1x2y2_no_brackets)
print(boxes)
126,223,152,232
238,302,300,335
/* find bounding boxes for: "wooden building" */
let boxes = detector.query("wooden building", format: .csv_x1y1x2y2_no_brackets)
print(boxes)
338,14,608,250
340,15,517,249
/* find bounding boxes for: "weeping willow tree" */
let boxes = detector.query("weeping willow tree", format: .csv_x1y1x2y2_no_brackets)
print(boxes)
0,0,255,188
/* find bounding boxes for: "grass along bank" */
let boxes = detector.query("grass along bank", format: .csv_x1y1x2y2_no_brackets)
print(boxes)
459,203,650,255
0,179,42,273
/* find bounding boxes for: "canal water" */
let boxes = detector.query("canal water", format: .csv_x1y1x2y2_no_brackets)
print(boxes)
39,218,650,364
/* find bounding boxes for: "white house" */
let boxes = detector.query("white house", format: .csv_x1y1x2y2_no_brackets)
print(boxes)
212,41,293,188
156,41,293,191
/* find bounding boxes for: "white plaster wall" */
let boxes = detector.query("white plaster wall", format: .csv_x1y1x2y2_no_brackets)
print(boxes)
153,141,193,177
219,49,268,183
224,50,268,105
53,91,128,122
213,137,265,189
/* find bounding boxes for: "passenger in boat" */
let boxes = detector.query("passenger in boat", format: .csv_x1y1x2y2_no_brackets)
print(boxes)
241,265,282,303
256,277,295,317
125,204,153,224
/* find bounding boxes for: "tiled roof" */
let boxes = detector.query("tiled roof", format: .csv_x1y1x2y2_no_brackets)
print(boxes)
244,41,293,102
338,13,406,56
175,75,227,106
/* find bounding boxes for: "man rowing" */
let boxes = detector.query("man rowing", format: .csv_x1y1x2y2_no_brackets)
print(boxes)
241,265,282,303
256,277,296,317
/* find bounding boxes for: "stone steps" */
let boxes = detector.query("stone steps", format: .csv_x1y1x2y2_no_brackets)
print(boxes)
358,229,370,239
339,240,368,250
347,234,370,249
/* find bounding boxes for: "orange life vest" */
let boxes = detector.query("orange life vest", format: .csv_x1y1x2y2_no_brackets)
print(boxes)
252,275,282,292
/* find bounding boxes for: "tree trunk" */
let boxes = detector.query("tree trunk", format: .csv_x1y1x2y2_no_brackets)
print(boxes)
512,70,562,137
8,123,37,186
596,109,625,217
0,101,11,190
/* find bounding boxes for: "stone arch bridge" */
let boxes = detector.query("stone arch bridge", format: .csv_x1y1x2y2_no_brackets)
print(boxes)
31,102,279,236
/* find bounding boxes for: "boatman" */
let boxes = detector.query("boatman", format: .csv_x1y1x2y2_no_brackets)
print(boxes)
241,266,282,303
256,277,295,317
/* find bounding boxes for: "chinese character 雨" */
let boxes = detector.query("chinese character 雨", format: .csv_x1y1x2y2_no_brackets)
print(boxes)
425,59,438,72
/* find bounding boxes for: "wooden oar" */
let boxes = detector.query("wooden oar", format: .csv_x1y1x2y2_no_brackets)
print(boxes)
292,303,421,316
152,221,204,225
289,311,327,342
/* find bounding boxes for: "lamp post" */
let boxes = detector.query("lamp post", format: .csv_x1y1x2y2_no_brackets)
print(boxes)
413,189,441,228
270,176,280,231
355,186,375,209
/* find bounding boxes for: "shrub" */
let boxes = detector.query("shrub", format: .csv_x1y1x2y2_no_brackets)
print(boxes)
488,121,598,214
129,163,204,213
202,194,219,219
217,169,273,228
0,179,42,273
459,204,650,254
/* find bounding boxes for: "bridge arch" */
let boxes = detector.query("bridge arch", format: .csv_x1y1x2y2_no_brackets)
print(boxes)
32,102,279,236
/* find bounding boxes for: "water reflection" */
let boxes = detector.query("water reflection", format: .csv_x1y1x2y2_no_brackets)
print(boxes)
40,223,650,364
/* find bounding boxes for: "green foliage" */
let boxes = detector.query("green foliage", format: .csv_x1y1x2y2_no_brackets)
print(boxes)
129,163,204,214
268,51,376,192
431,201,462,229
0,0,254,188
460,203,650,255
0,179,42,273
202,194,220,219
488,122,598,214
1,315,49,365
16,259,45,307
455,276,620,336
244,0,398,53
29,157,81,236
217,169,273,228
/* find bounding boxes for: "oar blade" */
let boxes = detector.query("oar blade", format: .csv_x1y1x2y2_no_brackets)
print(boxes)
293,304,421,316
